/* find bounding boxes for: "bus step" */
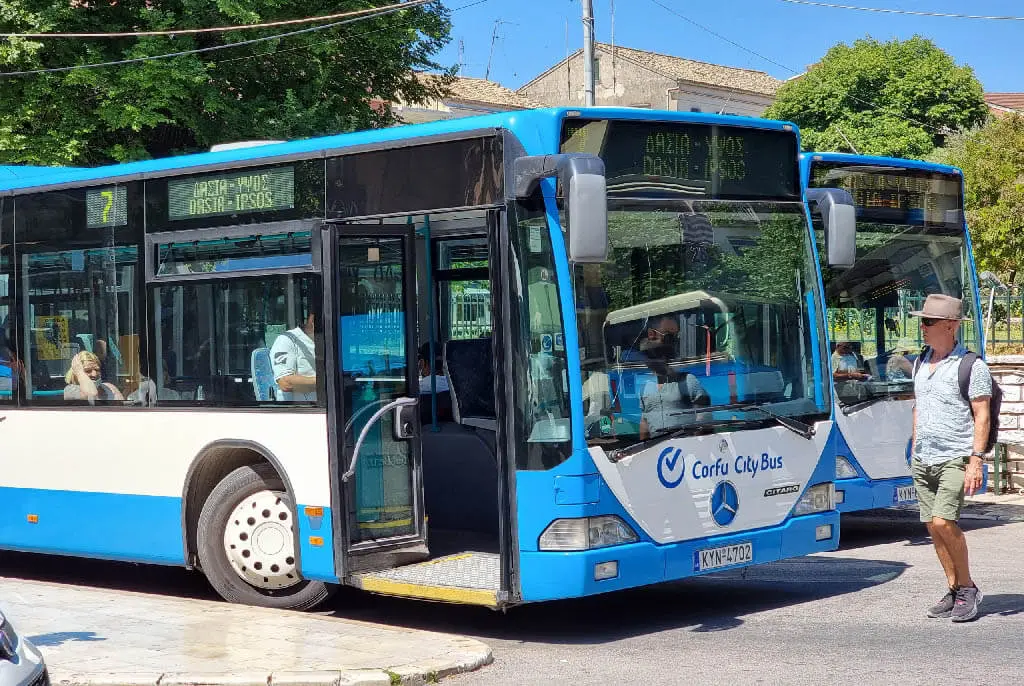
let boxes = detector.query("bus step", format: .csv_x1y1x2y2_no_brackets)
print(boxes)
351,551,500,607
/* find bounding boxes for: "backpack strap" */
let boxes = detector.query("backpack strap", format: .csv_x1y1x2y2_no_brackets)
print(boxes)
958,350,979,405
282,331,316,368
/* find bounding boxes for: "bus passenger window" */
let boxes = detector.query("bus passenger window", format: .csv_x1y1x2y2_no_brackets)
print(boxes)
153,274,321,407
15,185,142,405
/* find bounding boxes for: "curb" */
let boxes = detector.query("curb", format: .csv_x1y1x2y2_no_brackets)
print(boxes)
50,644,493,686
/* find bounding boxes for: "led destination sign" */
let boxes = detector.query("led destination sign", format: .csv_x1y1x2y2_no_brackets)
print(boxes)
561,118,799,199
168,167,295,221
809,162,963,231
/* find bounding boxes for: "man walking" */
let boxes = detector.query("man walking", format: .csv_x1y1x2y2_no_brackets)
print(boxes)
911,294,992,622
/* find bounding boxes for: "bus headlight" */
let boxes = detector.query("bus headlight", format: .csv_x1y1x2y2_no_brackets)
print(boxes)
793,483,835,516
538,516,639,551
836,455,859,479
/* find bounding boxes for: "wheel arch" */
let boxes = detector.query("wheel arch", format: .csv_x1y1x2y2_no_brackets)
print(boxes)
181,439,300,570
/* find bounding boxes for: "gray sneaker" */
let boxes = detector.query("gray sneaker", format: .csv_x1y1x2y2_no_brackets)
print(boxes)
927,588,957,618
951,584,983,622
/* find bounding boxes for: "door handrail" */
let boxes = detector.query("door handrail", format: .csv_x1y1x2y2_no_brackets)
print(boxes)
342,396,419,483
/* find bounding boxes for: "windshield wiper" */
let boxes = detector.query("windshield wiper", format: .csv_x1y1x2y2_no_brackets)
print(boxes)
841,394,907,415
608,408,711,460
729,403,815,439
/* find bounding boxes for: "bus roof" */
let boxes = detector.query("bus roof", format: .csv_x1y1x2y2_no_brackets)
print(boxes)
799,151,963,182
1,107,801,195
0,165,84,180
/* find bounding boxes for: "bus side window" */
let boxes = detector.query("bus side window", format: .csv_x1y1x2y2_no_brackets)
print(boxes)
15,185,143,405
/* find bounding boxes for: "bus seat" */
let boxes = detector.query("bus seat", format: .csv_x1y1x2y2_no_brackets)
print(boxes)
444,338,496,432
250,347,278,401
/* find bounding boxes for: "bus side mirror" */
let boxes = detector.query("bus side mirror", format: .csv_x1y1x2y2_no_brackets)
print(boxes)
807,188,856,268
514,153,609,263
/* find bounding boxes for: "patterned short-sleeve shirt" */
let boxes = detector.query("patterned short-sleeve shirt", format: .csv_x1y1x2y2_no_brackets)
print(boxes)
913,343,992,466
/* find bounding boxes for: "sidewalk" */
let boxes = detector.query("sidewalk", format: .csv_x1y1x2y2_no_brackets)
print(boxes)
0,577,492,686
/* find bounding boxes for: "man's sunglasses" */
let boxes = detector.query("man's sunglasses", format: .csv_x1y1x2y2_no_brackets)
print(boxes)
920,317,943,327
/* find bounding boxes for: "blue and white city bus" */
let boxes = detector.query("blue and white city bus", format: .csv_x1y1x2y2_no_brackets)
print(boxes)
802,152,983,513
0,108,840,611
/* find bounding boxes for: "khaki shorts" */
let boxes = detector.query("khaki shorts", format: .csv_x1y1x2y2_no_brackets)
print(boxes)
912,457,967,523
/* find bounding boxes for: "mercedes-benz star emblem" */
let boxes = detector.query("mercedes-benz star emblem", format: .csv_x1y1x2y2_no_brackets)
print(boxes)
710,481,739,527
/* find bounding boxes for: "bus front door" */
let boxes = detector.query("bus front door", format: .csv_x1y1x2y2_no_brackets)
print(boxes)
325,224,428,574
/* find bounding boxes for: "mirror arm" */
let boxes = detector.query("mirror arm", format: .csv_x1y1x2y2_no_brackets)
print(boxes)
513,153,605,199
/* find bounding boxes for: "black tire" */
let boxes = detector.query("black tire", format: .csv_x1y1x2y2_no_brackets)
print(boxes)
197,463,333,610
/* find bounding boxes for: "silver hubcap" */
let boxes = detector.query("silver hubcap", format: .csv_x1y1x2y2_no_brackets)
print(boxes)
223,490,300,590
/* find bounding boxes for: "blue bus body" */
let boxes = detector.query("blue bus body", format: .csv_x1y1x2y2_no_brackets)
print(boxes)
0,109,839,609
802,152,983,513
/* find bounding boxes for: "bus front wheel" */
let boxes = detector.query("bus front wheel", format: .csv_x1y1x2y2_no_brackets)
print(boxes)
197,463,332,610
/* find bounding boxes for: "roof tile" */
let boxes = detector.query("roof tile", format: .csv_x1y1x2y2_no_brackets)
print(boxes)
985,92,1024,113
417,74,545,109
591,44,781,96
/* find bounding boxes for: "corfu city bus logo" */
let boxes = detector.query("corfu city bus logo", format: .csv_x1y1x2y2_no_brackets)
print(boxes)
710,480,739,527
657,447,686,488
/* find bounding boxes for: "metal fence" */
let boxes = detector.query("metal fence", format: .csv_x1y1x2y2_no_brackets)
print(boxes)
827,294,982,356
449,289,491,340
981,283,1024,351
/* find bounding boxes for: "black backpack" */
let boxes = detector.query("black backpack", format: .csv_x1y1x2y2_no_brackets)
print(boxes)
913,347,1002,452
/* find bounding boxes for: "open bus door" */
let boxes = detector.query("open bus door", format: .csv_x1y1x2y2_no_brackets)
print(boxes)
321,220,429,577
321,210,511,608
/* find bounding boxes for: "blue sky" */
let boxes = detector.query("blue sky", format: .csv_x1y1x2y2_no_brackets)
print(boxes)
438,0,1021,92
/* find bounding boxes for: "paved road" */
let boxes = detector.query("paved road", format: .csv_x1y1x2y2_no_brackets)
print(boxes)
3,513,1022,685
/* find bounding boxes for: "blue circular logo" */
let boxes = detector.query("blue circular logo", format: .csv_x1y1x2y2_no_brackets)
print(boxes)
710,480,739,527
657,447,686,489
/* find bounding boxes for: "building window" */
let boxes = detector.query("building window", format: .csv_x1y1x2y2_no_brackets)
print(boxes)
690,107,702,113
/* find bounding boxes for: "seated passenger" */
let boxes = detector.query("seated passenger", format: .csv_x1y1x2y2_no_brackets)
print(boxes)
831,341,870,381
0,329,24,397
886,352,914,380
638,374,710,440
128,359,181,406
637,320,710,440
271,311,317,401
64,351,123,402
417,343,449,394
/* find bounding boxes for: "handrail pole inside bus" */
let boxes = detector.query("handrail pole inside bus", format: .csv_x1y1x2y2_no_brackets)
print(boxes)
423,214,439,432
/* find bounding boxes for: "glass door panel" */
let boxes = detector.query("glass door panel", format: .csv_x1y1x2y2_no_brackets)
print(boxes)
337,235,420,544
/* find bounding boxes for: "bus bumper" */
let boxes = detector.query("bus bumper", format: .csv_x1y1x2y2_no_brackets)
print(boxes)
518,511,840,602
835,476,916,513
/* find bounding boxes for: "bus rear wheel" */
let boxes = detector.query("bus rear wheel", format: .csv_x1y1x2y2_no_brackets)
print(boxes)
197,464,332,610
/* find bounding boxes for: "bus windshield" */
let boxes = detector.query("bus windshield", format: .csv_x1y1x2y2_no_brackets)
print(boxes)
574,198,826,449
809,161,980,409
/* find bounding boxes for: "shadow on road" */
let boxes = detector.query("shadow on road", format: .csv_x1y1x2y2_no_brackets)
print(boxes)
981,594,1024,619
27,631,105,647
0,551,216,601
324,555,910,643
839,511,1013,551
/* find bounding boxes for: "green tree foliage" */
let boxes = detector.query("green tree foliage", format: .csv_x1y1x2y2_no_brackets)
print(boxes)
0,1,453,165
765,36,988,159
931,114,1024,279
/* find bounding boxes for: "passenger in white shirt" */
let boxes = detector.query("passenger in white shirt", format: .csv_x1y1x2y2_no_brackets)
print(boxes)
271,312,318,402
417,342,449,394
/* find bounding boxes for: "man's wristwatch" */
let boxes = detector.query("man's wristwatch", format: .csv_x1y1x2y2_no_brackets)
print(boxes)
970,451,985,458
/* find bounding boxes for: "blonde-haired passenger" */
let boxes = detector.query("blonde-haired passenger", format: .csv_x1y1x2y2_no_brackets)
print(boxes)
64,351,123,402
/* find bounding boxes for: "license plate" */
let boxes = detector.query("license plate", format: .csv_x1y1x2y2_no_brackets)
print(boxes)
894,485,917,504
694,542,753,572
